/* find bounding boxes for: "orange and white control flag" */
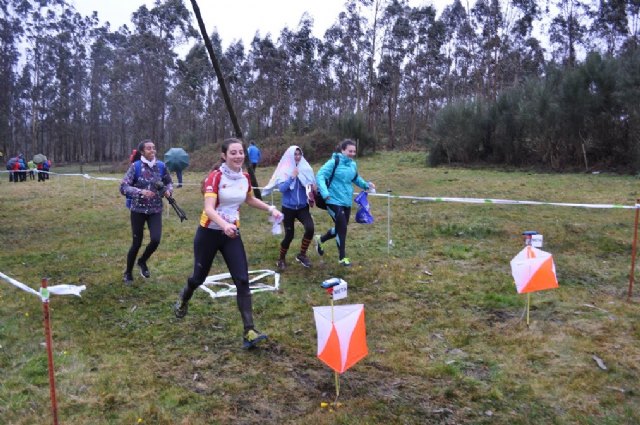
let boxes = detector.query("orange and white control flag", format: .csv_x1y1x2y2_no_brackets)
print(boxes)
510,246,559,294
313,304,368,374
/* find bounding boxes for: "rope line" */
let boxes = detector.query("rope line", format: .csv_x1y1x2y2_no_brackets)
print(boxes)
1,170,636,209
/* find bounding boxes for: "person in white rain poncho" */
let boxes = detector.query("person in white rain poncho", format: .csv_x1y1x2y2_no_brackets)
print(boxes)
262,146,316,270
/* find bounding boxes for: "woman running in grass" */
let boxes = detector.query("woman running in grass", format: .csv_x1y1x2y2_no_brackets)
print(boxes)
262,145,316,271
120,140,173,285
174,138,283,349
314,139,375,267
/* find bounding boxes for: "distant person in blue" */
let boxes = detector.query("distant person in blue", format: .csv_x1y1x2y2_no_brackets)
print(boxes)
247,141,261,172
315,139,375,267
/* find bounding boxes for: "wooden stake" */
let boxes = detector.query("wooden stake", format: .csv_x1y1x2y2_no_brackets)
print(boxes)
41,278,59,425
628,199,640,300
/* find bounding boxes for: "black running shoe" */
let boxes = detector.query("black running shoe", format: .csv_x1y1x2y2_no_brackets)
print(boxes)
315,235,324,256
123,272,133,285
276,259,286,271
174,299,189,318
295,253,312,268
137,260,150,278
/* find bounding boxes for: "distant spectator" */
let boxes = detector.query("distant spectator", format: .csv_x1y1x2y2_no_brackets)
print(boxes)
10,157,19,182
247,141,261,172
37,161,45,182
42,159,51,180
17,154,27,182
28,160,36,180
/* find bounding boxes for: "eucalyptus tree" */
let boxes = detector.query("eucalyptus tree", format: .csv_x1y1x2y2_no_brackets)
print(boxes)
106,27,139,159
401,5,446,144
183,30,235,144
47,9,94,162
502,0,545,84
87,23,121,162
469,0,505,98
623,0,640,51
166,43,208,150
246,33,289,137
440,0,477,100
12,66,33,155
549,0,592,66
22,0,73,159
277,14,321,135
591,0,629,54
377,0,413,148
0,0,27,156
321,0,371,117
128,0,195,151
221,40,252,132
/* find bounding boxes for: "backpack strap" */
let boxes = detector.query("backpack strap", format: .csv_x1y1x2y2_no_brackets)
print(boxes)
157,160,166,178
133,160,166,184
326,156,340,189
133,160,142,184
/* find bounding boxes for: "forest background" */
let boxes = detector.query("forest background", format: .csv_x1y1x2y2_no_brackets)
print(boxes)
1,0,640,171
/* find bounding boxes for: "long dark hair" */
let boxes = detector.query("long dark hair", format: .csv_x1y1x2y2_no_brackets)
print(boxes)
131,139,154,163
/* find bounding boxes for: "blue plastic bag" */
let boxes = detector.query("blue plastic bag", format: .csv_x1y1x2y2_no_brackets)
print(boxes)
354,191,374,224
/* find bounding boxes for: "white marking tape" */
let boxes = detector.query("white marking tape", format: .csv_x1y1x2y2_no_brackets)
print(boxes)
199,269,280,299
369,193,636,209
2,170,636,208
0,272,86,302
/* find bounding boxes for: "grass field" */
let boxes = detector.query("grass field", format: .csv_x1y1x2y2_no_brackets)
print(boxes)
1,152,639,424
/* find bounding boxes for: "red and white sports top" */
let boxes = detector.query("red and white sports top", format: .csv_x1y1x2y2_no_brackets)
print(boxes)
200,169,253,230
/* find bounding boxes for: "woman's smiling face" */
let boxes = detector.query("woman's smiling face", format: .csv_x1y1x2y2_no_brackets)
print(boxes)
224,142,245,171
342,144,357,159
142,142,156,161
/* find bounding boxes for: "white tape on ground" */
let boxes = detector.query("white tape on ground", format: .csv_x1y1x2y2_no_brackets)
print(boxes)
0,272,86,301
200,269,280,299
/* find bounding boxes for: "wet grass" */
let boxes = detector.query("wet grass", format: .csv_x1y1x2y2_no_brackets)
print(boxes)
1,152,639,424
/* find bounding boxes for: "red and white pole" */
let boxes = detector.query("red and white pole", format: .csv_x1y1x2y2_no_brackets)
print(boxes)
628,200,640,301
41,278,59,425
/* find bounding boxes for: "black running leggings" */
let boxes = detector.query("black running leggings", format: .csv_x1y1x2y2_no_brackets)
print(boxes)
126,211,162,273
181,226,255,331
320,204,351,261
280,205,314,250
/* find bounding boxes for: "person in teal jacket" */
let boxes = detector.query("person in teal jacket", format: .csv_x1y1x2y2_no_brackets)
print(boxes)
314,139,376,267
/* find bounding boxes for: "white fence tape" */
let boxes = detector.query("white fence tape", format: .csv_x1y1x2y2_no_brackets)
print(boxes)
2,169,637,208
370,193,636,210
0,272,86,302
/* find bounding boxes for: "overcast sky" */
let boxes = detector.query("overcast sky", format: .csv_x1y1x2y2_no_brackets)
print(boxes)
71,0,447,51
